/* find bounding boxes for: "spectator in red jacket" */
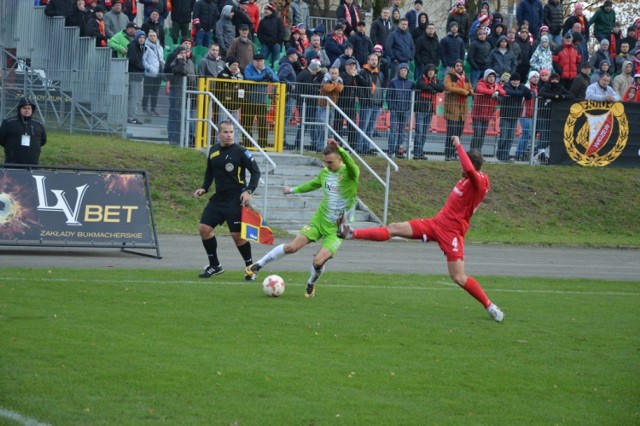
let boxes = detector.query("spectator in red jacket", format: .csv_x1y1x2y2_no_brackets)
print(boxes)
553,32,581,90
470,69,505,152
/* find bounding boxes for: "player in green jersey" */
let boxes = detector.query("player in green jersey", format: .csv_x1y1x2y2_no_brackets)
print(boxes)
245,139,360,297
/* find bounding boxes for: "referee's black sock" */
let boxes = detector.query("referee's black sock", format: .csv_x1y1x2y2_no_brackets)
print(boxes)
237,241,253,266
202,236,220,267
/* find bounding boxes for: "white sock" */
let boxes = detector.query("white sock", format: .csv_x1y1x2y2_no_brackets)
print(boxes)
257,244,286,267
308,264,324,285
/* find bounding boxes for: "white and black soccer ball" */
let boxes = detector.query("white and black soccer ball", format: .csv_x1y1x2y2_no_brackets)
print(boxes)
262,275,286,297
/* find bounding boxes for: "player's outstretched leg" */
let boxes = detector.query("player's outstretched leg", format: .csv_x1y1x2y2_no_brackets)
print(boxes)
245,244,286,279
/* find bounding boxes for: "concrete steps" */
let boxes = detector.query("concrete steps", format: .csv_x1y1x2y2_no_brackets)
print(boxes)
251,152,383,233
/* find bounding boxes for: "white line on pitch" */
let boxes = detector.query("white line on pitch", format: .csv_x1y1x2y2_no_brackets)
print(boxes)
0,407,51,426
2,277,639,296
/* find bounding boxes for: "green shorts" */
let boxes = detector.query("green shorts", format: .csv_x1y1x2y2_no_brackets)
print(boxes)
299,218,342,256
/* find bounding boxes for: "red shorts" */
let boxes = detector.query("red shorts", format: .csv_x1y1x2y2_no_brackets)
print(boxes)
408,218,465,262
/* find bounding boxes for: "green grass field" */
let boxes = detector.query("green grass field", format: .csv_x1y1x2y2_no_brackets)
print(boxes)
2,268,639,425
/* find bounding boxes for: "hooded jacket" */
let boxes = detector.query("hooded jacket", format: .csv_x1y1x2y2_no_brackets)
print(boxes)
143,37,165,77
216,5,236,53
415,65,444,113
612,60,634,98
0,98,47,165
387,63,415,112
488,36,517,77
471,69,506,119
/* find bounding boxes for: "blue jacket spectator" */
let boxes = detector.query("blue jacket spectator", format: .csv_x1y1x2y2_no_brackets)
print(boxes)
516,0,544,39
386,63,414,112
385,20,415,63
439,21,465,69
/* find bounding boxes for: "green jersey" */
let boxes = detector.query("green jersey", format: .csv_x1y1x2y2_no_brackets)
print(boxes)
292,147,360,224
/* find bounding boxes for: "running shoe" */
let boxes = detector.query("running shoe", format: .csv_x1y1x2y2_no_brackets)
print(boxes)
199,265,224,278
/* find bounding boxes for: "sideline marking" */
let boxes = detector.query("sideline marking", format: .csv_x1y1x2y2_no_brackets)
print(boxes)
2,277,639,296
0,407,51,426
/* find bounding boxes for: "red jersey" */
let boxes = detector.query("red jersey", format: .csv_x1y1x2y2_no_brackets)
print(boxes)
433,144,490,234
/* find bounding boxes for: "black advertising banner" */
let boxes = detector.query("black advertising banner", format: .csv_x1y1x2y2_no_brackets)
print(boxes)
0,167,160,256
550,100,640,167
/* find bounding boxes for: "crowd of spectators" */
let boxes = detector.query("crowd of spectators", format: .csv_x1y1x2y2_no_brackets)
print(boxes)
39,0,640,158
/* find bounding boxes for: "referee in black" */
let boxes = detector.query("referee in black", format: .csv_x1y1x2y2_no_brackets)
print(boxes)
194,121,262,279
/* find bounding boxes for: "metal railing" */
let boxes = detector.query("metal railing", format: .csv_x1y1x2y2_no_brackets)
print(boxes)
184,84,278,220
298,94,398,225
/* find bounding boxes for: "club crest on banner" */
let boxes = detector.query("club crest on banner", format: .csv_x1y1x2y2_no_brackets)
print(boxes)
563,101,628,166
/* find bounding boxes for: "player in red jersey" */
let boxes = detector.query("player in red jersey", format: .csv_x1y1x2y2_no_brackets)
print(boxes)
338,136,504,322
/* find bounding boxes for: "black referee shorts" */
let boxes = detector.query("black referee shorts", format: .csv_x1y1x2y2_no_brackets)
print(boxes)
200,196,242,233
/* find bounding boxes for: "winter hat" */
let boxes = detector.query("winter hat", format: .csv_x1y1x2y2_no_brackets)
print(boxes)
509,72,521,81
600,38,609,46
226,56,239,66
449,21,459,30
266,3,276,12
456,0,465,6
603,0,612,7
636,48,640,56
135,30,146,40
126,22,138,29
94,5,106,13
373,44,383,52
334,23,344,31
424,64,437,74
478,14,490,26
345,58,358,66
415,0,423,5
398,63,409,71
635,73,640,79
286,47,299,56
539,69,551,76
540,25,549,32
483,68,496,79
308,59,321,71
540,35,549,43
574,2,584,11
549,73,560,81
528,70,540,80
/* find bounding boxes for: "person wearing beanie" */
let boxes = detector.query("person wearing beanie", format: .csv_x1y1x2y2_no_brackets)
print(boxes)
386,63,415,158
530,34,553,72
414,64,444,159
439,20,465,73
589,37,612,71
515,27,534,78
0,98,47,165
515,70,540,161
569,61,592,99
87,4,109,47
405,0,424,30
257,3,286,68
590,59,611,84
325,22,349,65
141,9,166,48
242,53,280,147
588,0,616,44
496,72,532,162
126,30,146,125
278,48,300,128
470,68,505,152
447,0,471,44
563,3,589,52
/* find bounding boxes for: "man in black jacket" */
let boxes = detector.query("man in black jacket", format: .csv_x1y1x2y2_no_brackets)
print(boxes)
0,98,47,165
369,7,393,49
194,121,261,280
193,0,219,47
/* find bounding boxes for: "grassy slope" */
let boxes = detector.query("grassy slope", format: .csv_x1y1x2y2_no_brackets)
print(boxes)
39,133,640,247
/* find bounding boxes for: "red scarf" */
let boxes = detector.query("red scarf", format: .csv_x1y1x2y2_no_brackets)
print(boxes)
576,15,587,35
98,20,106,47
342,3,360,27
452,70,466,103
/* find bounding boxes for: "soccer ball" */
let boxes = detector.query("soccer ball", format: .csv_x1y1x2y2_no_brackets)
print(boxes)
262,275,286,297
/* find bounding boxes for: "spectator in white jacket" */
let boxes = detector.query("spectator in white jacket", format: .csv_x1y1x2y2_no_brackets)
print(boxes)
142,30,165,116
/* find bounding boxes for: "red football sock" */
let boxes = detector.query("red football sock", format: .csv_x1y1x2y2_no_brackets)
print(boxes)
353,227,391,241
463,276,491,308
